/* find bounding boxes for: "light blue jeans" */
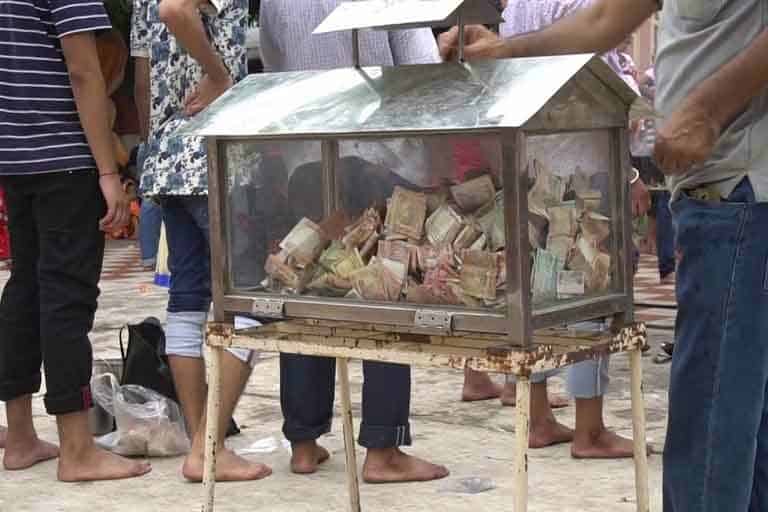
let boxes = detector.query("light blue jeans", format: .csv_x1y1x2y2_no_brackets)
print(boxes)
136,144,162,268
510,321,609,398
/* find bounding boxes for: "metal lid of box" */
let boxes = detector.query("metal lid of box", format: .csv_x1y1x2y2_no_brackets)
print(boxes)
180,55,637,139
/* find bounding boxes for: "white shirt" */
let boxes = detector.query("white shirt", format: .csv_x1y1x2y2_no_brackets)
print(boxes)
259,0,443,187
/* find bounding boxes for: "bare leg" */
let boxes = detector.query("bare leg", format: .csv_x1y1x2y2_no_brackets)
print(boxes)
182,352,271,482
501,380,570,409
528,383,573,449
2,395,59,470
168,355,207,439
571,396,635,459
0,425,7,448
290,440,330,474
461,367,502,402
56,409,151,481
362,448,449,484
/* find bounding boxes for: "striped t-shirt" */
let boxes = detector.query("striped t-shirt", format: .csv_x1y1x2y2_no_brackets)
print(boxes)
0,0,111,175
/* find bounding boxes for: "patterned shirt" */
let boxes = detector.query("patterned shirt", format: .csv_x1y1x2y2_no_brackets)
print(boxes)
131,0,247,196
0,0,111,175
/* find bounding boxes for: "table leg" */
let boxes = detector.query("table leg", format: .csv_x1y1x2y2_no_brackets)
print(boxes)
514,376,530,512
630,348,650,512
337,358,362,512
202,345,223,512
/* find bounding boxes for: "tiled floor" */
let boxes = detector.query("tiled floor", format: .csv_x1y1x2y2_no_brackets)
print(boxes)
634,255,677,330
0,239,152,283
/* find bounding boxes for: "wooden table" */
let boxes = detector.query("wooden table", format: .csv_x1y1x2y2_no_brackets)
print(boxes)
201,320,649,512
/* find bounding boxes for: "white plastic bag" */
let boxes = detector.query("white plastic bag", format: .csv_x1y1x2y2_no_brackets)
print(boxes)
92,373,190,457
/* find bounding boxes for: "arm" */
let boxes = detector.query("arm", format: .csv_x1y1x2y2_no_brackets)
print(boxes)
655,29,768,173
159,0,232,114
440,0,657,61
134,57,150,141
159,0,228,82
60,32,129,230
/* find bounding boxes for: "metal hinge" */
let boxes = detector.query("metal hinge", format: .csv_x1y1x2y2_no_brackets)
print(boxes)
414,309,453,333
251,298,285,318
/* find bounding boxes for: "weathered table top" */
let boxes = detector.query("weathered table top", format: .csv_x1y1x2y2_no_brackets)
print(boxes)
206,319,647,376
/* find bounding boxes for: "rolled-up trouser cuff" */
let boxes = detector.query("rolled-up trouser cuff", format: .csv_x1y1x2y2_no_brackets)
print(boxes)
0,372,42,402
282,419,332,443
567,356,610,399
45,384,93,415
167,311,254,364
358,423,411,449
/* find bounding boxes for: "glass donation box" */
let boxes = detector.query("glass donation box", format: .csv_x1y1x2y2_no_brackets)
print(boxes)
181,52,638,347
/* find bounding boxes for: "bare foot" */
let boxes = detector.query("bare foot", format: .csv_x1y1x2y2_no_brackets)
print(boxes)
183,447,271,482
461,369,503,402
363,448,449,484
3,436,59,470
0,426,6,449
529,418,574,449
58,446,151,482
571,429,637,459
501,387,570,409
290,440,330,474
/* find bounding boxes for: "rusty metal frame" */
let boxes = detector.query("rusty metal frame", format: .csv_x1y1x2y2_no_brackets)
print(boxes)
201,321,650,512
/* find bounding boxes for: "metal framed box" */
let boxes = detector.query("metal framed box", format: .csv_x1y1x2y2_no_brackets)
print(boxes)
181,54,637,348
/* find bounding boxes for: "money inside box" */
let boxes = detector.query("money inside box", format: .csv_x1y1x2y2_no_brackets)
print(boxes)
181,53,638,343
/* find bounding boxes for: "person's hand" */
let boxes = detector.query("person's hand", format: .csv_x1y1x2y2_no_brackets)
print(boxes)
99,173,130,232
653,99,721,175
438,25,506,61
631,178,651,218
184,73,233,116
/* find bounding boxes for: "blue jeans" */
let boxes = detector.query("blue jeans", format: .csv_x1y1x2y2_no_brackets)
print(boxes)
653,190,676,279
161,195,251,363
137,144,162,266
664,178,768,512
139,199,162,267
161,195,211,313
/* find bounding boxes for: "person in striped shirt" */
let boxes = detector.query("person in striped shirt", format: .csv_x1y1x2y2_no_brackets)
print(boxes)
0,0,149,481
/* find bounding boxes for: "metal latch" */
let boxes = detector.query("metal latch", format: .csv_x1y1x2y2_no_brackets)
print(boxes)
251,298,285,318
414,310,453,332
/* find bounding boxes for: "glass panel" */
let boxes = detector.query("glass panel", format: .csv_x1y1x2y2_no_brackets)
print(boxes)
225,140,320,290
231,134,506,310
525,130,616,309
223,131,623,317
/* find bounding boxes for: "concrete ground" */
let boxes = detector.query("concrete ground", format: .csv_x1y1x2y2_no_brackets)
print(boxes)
0,241,672,512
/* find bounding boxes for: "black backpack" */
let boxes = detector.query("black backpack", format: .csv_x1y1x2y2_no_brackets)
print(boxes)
120,317,240,437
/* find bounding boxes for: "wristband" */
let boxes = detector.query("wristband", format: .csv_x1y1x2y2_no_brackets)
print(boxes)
629,168,640,185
